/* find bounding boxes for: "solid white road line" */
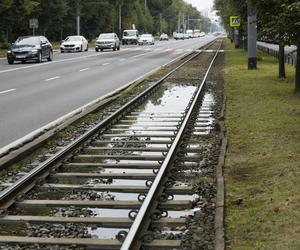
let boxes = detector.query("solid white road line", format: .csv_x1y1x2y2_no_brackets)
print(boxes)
79,68,89,72
45,76,61,82
0,54,102,74
0,88,16,95
102,63,110,66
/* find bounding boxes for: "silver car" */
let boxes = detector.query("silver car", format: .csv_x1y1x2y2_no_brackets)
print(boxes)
138,34,155,45
95,33,120,52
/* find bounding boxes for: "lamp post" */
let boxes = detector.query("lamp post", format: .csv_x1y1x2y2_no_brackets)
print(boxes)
76,0,80,35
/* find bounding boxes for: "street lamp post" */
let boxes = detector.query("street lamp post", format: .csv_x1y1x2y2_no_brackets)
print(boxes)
76,0,80,35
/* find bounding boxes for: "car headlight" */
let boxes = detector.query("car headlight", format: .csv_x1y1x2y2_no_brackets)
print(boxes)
7,50,11,53
31,49,38,53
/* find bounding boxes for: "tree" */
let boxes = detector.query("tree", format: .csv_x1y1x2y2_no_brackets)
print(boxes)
216,0,300,93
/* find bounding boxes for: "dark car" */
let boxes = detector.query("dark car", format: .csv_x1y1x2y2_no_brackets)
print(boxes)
7,36,53,64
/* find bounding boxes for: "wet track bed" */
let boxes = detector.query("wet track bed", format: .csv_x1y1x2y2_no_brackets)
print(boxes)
0,39,224,249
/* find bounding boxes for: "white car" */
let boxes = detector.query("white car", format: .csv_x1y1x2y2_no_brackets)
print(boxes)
138,34,155,45
174,33,184,40
60,35,88,53
160,33,169,41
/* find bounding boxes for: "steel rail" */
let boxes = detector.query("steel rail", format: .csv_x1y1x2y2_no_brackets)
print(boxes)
0,39,218,209
121,40,223,250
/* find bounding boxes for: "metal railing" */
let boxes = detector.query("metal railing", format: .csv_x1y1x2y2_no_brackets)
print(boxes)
257,44,297,66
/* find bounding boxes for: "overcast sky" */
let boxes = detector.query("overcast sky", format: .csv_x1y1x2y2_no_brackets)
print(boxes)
185,0,214,11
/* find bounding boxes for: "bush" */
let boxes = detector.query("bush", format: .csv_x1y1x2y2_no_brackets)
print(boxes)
0,42,10,50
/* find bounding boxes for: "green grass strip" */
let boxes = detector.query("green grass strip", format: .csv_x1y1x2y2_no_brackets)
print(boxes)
224,39,300,250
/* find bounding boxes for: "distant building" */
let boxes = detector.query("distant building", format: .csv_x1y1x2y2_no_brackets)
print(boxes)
201,8,209,18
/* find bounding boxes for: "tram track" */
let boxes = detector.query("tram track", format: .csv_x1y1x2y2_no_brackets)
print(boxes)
0,39,223,250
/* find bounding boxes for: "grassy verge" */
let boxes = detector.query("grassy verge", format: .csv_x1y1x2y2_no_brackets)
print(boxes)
224,39,300,249
0,49,6,58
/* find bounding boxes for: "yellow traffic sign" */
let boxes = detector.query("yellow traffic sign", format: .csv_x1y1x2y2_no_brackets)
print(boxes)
230,16,240,27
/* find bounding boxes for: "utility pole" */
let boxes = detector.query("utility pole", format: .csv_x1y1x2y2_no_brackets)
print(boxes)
144,0,147,11
178,13,180,32
247,0,257,69
119,4,122,38
76,0,80,35
160,13,162,34
187,14,190,30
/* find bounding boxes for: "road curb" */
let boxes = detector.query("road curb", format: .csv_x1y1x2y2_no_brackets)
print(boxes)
0,48,199,167
214,79,227,249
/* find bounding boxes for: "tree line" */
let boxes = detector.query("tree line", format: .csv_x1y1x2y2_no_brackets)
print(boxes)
214,0,300,93
0,0,212,45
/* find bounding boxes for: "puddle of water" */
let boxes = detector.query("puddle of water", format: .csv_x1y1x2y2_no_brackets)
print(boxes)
99,168,154,174
201,93,215,110
102,192,138,200
90,208,130,217
107,179,147,185
168,207,201,218
173,194,199,201
88,227,128,239
103,159,160,165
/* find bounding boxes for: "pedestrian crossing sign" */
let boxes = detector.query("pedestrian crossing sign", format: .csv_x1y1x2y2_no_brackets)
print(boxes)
230,16,240,27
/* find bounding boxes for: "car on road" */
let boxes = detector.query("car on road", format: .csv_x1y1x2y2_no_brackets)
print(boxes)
160,33,169,41
122,29,139,45
184,33,189,39
138,34,155,45
95,33,120,52
174,32,184,40
60,35,88,53
7,36,53,64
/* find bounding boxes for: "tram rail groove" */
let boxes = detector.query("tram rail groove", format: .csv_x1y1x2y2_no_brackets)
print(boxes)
121,41,222,250
0,39,223,250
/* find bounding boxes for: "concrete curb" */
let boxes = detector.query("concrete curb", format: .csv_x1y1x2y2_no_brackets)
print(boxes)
214,86,227,249
0,49,195,167
215,136,227,250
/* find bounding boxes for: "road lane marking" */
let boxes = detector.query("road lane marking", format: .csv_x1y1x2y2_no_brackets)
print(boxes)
119,58,126,62
0,52,105,74
79,68,89,72
0,88,16,95
132,52,149,58
102,63,110,66
45,76,60,82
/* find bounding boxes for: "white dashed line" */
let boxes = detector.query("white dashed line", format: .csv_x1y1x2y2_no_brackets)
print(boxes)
102,63,110,66
133,52,149,58
0,88,16,95
79,68,89,72
45,76,60,82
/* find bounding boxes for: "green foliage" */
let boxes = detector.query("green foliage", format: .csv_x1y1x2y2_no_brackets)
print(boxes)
0,0,209,42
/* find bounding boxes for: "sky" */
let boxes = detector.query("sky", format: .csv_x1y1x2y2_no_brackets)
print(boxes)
184,0,214,11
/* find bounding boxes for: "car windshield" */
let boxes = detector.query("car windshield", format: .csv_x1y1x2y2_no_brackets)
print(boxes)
141,34,152,38
65,36,82,41
15,37,40,45
123,30,137,36
99,33,114,39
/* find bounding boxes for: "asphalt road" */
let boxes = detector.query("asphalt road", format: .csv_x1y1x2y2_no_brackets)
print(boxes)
0,36,215,148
